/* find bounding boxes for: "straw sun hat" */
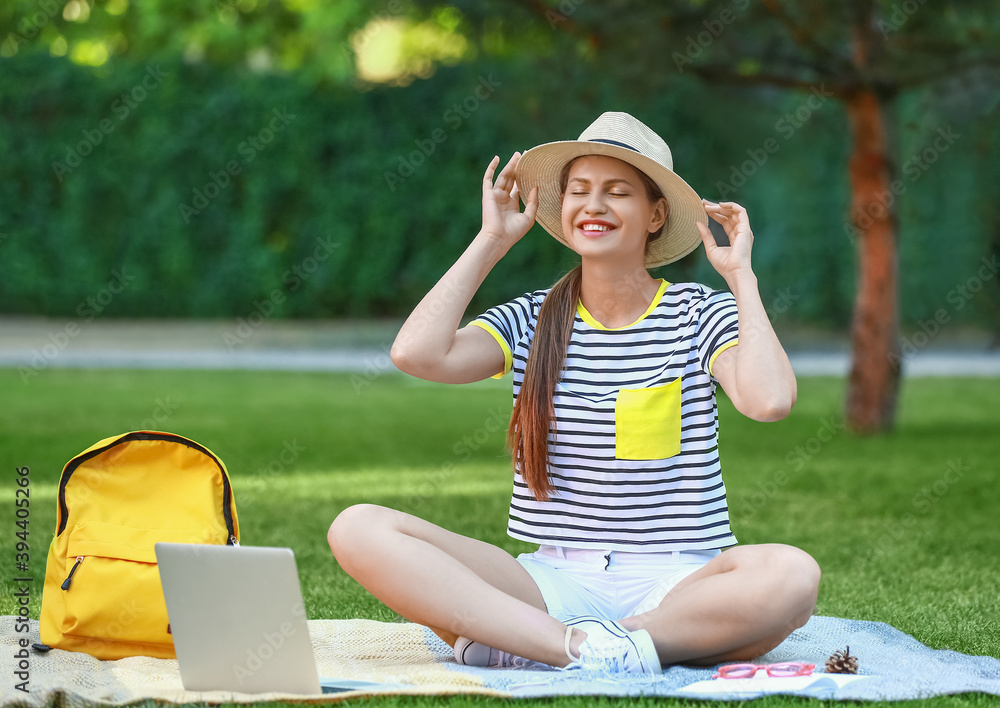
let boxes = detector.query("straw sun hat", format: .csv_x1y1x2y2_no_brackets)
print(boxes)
515,112,708,268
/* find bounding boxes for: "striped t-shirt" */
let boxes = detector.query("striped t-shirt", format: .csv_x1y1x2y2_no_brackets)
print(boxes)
469,278,740,552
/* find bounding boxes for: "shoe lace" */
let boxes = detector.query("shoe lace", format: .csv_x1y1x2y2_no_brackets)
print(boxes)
509,642,659,692
564,637,630,678
494,650,551,670
507,654,538,669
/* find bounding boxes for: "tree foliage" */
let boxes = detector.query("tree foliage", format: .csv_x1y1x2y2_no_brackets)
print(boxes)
0,0,998,337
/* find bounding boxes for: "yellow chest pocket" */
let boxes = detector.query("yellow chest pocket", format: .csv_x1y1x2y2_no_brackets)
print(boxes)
615,378,682,460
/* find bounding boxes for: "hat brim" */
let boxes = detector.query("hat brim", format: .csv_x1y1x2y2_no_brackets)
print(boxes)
515,140,707,268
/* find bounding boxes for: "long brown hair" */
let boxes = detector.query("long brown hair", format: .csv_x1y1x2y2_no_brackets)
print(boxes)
507,156,667,501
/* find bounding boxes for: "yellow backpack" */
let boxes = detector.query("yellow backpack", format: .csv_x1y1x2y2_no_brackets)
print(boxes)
40,431,240,659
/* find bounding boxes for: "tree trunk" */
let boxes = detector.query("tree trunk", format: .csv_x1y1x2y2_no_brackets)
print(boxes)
844,87,901,434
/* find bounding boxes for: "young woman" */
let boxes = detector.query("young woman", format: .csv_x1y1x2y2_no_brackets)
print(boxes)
328,112,820,675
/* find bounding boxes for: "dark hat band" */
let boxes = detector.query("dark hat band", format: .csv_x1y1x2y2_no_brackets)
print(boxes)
587,138,639,153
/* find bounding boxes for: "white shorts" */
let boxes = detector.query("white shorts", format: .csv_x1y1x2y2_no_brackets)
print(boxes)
517,545,721,622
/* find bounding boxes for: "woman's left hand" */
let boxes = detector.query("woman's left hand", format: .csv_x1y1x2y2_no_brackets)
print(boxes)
696,199,754,284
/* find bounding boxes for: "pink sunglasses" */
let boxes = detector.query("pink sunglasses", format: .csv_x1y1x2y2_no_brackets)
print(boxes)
713,662,816,679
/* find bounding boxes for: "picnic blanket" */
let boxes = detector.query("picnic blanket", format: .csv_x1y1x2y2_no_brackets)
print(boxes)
2,615,999,704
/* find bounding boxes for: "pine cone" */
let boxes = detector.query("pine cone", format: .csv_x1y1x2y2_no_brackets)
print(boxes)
825,646,859,674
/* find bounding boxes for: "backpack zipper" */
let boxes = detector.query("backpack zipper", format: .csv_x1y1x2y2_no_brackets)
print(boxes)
61,556,84,589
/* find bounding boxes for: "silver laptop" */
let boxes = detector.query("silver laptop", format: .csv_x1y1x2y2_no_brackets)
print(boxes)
155,543,394,695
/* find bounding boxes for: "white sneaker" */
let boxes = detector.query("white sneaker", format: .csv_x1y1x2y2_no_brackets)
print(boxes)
453,637,552,669
563,616,661,675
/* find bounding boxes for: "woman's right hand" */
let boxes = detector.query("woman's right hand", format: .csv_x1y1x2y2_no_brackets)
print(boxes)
390,152,537,384
480,152,538,251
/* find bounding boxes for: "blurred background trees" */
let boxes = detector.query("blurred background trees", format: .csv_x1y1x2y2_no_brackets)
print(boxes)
2,0,999,431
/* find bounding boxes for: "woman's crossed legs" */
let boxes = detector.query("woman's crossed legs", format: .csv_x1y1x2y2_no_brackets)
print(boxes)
327,504,820,668
621,544,821,666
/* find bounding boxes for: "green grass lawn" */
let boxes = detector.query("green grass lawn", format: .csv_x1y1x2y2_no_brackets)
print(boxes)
1,368,998,707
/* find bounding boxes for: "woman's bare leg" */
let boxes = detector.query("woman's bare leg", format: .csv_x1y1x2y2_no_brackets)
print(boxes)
620,544,820,666
328,504,578,667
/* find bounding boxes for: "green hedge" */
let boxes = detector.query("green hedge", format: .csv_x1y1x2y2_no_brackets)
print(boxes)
1,50,997,330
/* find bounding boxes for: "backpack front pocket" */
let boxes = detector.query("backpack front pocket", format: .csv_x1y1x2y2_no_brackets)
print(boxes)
61,522,220,646
615,378,682,460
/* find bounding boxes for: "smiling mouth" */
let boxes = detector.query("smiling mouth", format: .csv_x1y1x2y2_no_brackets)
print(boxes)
577,223,617,238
